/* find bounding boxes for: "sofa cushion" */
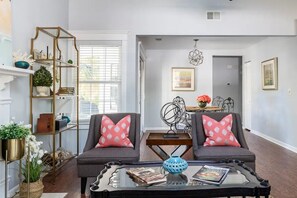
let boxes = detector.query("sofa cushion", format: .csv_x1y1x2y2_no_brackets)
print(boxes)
77,147,139,165
96,115,133,148
202,114,240,147
194,146,255,162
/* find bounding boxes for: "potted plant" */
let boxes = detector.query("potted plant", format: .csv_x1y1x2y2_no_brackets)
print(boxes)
20,134,46,198
0,121,31,161
196,95,211,108
32,66,53,96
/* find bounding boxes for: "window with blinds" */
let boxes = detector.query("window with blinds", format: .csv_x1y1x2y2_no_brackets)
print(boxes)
78,44,122,120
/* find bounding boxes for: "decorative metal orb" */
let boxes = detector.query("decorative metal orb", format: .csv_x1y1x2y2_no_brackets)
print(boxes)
160,102,182,128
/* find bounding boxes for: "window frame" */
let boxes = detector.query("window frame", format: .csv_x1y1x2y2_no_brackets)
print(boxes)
68,31,128,123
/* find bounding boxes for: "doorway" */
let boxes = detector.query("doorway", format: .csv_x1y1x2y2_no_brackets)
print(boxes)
212,56,242,117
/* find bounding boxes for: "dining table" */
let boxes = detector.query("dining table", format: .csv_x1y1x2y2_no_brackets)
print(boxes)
186,106,222,112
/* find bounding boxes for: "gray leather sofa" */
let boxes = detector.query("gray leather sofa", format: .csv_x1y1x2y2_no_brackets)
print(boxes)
191,112,256,170
77,113,140,194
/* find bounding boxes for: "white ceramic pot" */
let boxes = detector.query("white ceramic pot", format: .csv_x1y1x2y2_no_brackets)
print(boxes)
36,86,50,96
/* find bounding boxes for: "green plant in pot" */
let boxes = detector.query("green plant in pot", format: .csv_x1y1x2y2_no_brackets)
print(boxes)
33,66,53,96
0,122,31,161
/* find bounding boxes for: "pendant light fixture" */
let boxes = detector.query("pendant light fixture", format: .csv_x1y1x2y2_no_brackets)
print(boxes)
188,39,203,66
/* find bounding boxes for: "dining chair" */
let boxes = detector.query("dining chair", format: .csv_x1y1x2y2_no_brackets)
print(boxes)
212,96,224,108
222,97,234,112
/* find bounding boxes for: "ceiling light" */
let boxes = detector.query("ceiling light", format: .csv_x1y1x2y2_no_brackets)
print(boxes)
188,39,203,66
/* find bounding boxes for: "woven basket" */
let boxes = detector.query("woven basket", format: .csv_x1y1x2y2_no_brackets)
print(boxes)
20,179,44,198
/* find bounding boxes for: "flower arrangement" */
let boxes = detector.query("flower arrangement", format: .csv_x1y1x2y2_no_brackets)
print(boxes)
0,121,31,139
13,50,35,69
196,95,211,103
13,50,35,65
22,134,46,183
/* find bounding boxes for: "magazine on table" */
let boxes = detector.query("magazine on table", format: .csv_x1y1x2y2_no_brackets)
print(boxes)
192,165,230,185
126,167,166,184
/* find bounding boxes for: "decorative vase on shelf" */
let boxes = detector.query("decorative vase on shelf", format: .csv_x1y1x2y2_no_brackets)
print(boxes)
20,179,44,198
36,86,50,96
15,61,30,69
198,101,207,108
163,156,188,174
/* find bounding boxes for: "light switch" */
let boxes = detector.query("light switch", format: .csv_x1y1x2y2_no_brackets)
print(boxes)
288,88,292,95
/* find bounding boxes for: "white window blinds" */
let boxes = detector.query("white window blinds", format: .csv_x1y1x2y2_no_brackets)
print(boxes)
78,43,122,120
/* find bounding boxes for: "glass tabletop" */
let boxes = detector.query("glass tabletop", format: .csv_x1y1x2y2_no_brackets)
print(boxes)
108,163,249,189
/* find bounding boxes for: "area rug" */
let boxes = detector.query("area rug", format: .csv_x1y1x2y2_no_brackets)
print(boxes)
41,193,67,198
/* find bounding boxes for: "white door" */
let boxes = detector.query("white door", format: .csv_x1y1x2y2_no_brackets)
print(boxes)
137,42,146,135
243,61,252,130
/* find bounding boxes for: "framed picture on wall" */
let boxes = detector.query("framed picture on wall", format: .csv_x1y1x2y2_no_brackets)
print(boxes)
261,57,278,90
172,67,195,91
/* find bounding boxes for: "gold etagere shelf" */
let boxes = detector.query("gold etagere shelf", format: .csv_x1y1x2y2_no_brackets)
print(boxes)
29,27,79,181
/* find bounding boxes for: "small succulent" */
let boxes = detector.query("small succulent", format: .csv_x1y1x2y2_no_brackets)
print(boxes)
33,66,53,87
13,50,35,65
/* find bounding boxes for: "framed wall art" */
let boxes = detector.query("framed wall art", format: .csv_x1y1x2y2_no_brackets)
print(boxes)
172,67,195,91
261,57,278,90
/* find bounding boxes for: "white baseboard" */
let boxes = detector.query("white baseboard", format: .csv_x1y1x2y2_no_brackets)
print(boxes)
251,130,297,154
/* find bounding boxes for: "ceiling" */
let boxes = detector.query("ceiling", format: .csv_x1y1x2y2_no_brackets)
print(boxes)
138,36,268,50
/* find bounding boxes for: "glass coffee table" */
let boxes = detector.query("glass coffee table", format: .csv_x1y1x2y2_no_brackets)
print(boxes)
90,160,270,198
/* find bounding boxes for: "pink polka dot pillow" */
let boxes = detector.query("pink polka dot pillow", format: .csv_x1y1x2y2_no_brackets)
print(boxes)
202,114,241,147
95,115,133,148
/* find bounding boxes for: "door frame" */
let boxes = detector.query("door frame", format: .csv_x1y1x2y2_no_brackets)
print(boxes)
137,41,146,135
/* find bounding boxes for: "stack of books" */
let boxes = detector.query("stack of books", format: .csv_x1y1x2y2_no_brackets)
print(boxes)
126,167,166,185
192,165,230,185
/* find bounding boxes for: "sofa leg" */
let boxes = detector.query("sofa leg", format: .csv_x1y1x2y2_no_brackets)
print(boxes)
81,177,87,194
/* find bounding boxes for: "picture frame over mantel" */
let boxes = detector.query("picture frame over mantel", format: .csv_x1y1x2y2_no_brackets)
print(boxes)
172,67,195,91
261,57,278,90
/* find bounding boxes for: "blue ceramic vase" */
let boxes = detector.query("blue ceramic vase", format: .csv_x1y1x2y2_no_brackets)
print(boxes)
15,61,30,69
163,156,188,174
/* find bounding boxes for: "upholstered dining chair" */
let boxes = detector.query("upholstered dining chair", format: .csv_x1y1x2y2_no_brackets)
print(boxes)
212,96,224,108
191,112,256,170
222,97,235,112
77,113,140,194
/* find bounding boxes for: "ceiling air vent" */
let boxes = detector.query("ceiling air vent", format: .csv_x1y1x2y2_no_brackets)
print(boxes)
207,11,221,20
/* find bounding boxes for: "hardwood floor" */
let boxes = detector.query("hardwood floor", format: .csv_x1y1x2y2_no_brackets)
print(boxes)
43,131,297,198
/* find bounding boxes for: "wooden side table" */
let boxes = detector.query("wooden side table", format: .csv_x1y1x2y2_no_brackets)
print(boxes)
146,132,192,160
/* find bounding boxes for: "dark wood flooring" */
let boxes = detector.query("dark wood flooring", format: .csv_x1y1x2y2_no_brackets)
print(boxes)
43,131,297,198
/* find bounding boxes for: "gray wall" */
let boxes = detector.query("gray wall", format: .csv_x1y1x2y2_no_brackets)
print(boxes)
213,56,242,116
69,0,297,112
144,49,244,129
244,37,297,149
9,0,69,191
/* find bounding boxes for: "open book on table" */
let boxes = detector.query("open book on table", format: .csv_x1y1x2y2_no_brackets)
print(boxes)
192,165,230,185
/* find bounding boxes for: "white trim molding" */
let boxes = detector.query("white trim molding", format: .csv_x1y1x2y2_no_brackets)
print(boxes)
251,130,297,154
0,65,34,90
0,98,12,105
0,66,34,77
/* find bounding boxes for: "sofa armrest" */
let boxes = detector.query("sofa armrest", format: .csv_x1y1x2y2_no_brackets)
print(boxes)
83,115,99,152
234,114,249,149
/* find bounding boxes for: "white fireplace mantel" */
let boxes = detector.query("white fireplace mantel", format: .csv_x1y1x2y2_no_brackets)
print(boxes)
0,65,34,90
